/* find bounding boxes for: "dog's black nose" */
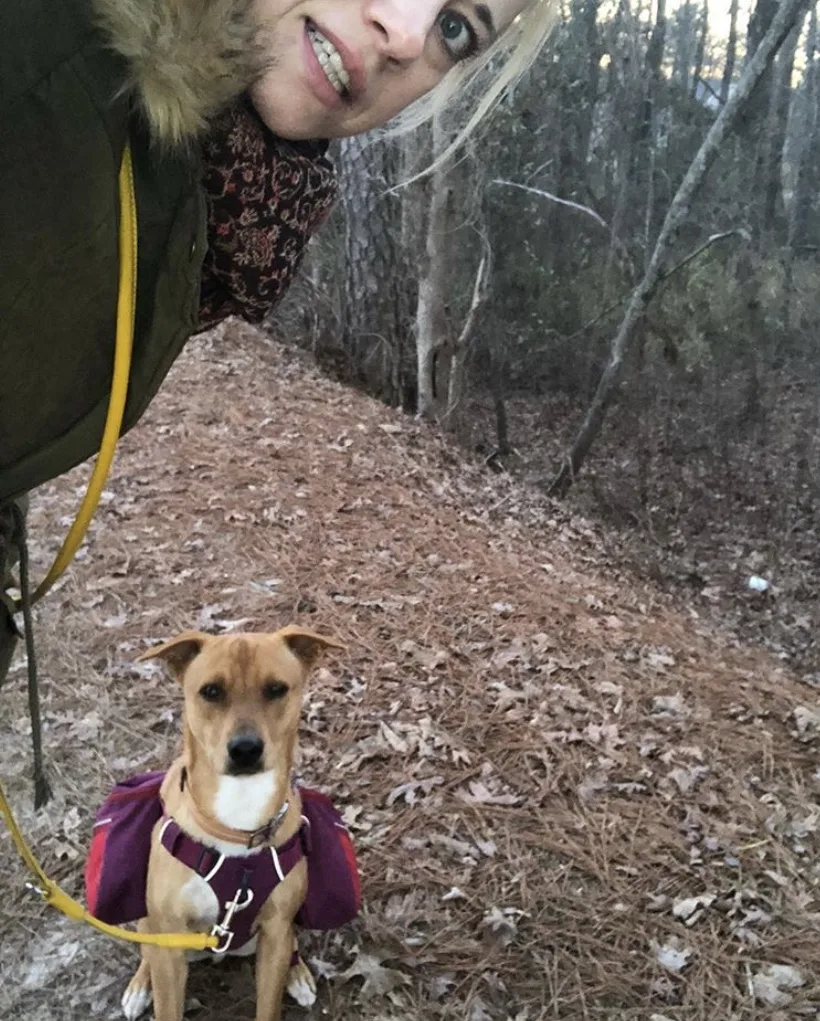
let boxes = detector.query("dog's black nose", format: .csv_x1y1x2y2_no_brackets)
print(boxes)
227,734,264,771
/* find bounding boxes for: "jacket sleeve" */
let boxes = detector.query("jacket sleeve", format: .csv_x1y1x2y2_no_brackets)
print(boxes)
197,99,338,332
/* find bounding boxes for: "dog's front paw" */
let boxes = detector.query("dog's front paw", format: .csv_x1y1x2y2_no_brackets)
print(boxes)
122,963,152,1021
287,956,317,1008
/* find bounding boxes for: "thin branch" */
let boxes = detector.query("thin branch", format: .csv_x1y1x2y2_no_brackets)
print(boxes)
490,180,610,231
549,0,811,497
454,235,493,352
565,229,744,342
695,74,722,106
659,229,748,281
491,178,634,271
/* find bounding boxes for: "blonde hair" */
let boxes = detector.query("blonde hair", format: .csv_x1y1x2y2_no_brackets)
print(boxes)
393,0,558,156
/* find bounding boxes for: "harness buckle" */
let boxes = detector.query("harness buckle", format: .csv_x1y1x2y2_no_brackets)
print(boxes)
247,800,289,849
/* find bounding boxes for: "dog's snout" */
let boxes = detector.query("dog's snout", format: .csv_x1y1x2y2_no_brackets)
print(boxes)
227,734,264,772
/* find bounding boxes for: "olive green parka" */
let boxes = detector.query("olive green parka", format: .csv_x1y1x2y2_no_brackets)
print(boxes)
0,0,263,503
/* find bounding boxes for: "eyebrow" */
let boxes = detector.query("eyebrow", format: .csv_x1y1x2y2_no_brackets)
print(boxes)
475,3,496,35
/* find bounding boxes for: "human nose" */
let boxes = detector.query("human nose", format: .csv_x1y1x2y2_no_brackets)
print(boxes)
363,0,437,62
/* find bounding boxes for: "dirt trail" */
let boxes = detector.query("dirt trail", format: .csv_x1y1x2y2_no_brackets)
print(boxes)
1,323,818,1020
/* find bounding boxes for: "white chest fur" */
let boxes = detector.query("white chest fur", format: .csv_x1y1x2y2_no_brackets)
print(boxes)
213,770,277,831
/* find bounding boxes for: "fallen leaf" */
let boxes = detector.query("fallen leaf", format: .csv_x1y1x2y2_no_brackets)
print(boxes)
399,640,448,671
653,940,692,972
469,997,494,1021
429,974,456,1000
386,775,444,806
458,780,520,806
480,906,520,947
672,893,715,925
340,953,410,1000
793,706,820,735
666,765,709,793
308,957,338,980
652,694,685,715
379,721,409,753
752,964,805,1007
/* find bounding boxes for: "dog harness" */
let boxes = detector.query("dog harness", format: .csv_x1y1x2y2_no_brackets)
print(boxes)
158,816,305,953
85,773,361,941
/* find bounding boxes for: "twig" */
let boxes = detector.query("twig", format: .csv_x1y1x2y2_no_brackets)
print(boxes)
490,179,609,230
566,230,743,342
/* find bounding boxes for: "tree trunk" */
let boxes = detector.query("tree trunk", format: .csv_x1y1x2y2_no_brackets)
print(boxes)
339,134,413,405
720,0,740,105
415,115,451,421
690,0,708,102
549,0,812,498
759,21,801,239
442,245,492,430
789,5,819,250
786,5,819,327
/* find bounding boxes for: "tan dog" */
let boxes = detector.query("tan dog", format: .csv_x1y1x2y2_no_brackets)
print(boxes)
121,626,342,1021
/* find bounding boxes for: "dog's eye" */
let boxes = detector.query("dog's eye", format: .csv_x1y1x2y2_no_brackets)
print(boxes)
199,682,226,703
262,681,288,702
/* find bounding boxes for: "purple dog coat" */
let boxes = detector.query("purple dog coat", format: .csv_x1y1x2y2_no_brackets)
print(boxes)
85,772,361,946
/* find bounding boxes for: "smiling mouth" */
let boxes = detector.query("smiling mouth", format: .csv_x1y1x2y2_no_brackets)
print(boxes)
307,20,351,99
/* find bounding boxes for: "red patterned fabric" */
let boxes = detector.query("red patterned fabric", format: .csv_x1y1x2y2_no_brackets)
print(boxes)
198,100,338,330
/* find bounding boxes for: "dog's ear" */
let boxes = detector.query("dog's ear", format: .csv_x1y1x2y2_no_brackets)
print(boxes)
136,631,209,676
279,626,345,668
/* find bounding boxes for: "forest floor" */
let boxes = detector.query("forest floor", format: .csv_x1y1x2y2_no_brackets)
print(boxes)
460,382,820,691
1,322,819,1021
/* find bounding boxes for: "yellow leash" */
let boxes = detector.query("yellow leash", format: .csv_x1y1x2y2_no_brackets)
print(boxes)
0,778,217,951
1,144,218,952
22,144,137,606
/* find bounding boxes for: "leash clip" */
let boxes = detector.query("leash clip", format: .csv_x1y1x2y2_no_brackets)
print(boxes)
24,881,47,900
209,882,253,955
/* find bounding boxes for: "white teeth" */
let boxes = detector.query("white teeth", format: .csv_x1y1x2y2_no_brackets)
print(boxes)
307,25,351,95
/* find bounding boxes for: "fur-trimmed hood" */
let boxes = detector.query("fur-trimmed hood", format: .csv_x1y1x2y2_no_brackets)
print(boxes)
93,0,265,144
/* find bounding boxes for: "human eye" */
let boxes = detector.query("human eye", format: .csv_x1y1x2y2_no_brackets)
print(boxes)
437,9,479,63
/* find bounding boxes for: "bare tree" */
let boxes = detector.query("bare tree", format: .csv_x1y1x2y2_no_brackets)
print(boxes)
415,117,491,427
339,134,413,405
549,0,812,497
414,115,452,421
789,5,819,250
720,0,741,105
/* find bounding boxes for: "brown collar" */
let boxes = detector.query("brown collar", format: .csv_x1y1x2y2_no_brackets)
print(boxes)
179,766,290,850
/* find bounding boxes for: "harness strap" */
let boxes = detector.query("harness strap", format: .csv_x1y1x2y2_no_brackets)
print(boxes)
160,816,305,951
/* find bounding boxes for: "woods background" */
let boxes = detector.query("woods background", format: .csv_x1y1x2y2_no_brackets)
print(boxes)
272,0,820,681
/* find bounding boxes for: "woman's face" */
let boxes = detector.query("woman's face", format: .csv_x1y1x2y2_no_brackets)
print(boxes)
249,0,528,139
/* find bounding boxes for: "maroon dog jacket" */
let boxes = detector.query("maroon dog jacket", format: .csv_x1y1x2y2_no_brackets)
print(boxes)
85,772,361,947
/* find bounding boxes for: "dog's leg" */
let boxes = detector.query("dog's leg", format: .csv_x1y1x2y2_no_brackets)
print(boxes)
121,947,152,1021
255,922,296,1021
145,943,188,1021
286,936,317,1008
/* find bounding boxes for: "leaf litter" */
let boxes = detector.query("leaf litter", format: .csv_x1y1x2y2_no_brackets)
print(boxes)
1,323,819,1020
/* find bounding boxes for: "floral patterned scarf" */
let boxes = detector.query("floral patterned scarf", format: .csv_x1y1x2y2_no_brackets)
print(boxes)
198,100,338,330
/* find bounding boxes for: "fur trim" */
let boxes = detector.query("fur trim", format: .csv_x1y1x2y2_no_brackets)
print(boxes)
93,0,264,145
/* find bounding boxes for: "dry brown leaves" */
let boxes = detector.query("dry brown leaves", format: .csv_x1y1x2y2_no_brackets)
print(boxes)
1,322,818,1021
